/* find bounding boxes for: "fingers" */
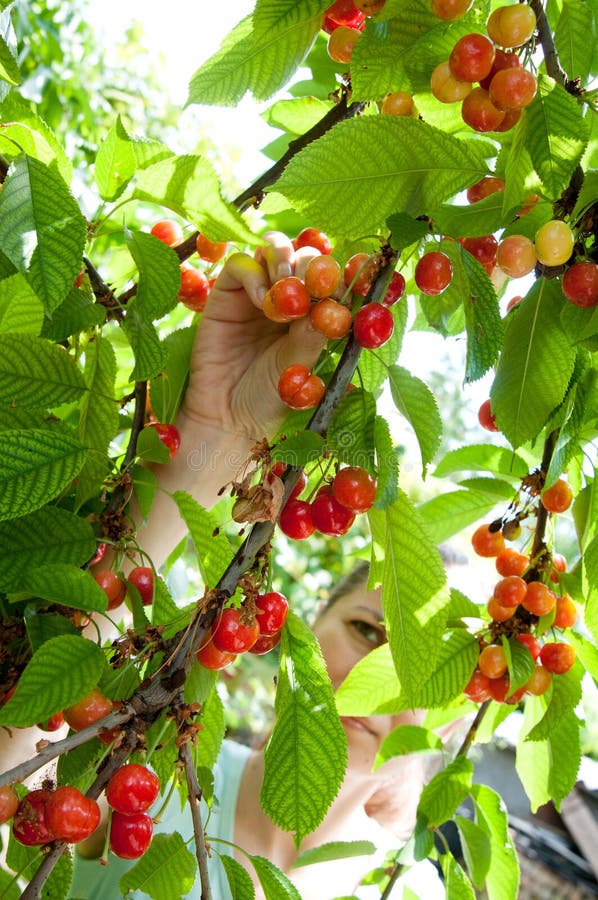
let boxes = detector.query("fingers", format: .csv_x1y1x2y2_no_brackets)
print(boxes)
277,316,326,373
256,231,294,284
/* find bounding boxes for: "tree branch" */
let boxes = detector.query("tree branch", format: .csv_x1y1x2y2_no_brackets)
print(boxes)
530,0,568,87
180,741,213,900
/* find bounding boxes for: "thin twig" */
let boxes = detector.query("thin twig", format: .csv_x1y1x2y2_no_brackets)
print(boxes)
180,741,213,900
380,859,405,900
530,0,568,87
102,380,148,521
455,700,492,759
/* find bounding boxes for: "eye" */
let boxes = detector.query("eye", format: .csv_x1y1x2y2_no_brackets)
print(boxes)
350,619,386,647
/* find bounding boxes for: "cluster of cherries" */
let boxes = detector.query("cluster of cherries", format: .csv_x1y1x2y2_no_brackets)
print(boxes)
1,763,159,861
92,564,155,613
197,589,289,670
321,0,384,65
431,3,538,134
150,219,229,313
464,478,577,705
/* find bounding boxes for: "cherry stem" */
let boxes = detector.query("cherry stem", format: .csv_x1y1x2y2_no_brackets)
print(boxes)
103,379,148,522
180,740,213,900
528,428,559,569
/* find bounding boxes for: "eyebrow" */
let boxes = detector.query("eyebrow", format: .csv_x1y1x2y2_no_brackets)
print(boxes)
355,605,386,627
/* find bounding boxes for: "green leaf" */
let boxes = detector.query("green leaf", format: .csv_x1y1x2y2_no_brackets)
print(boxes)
0,868,23,899
446,587,479,618
417,756,473,827
149,325,196,424
455,816,491,890
327,390,376,473
554,0,596,84
132,464,159,523
0,334,86,409
136,424,171,464
19,564,108,613
76,335,119,507
335,643,401,716
250,854,303,900
274,117,489,236
135,154,255,244
173,491,233,587
57,738,102,792
500,119,536,217
26,612,80,652
122,302,167,381
457,476,520,500
253,0,329,32
410,630,480,709
504,636,536,695
152,576,189,638
131,136,173,169
433,444,528,479
387,212,430,250
380,492,450,707
262,96,331,135
0,273,44,334
126,230,182,320
272,431,326,467
491,279,577,447
433,193,512,238
568,631,598,683
95,115,137,201
418,489,500,543
294,841,376,868
0,427,86,521
119,833,197,899
0,93,71,184
194,685,225,773
0,32,20,85
261,614,347,845
0,635,105,727
374,724,442,769
373,415,399,510
188,15,321,107
524,75,589,199
387,365,442,475
471,784,520,900
0,155,86,311
441,853,476,900
0,506,95,590
41,287,106,341
524,664,582,741
220,854,256,899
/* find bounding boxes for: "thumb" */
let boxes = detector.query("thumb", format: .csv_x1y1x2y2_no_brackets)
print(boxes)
277,316,327,374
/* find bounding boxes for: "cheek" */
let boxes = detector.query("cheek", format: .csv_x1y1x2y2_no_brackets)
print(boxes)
314,628,359,689
393,710,426,728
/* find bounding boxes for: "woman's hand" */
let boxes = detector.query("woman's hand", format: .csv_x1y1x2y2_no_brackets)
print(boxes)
181,232,325,443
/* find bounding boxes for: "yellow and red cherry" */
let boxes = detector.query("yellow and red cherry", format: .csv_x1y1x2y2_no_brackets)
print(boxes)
478,644,508,679
553,595,577,629
493,575,527,608
196,233,228,263
304,255,342,299
541,479,573,513
472,523,505,557
310,299,353,339
489,68,537,110
535,220,574,267
294,227,332,255
344,253,377,296
430,61,472,103
487,596,515,622
278,364,326,410
497,235,537,277
0,785,19,825
327,25,360,63
178,264,210,312
521,582,556,616
496,548,529,577
264,276,311,322
539,642,575,674
487,4,536,48
431,0,473,20
479,49,521,90
466,176,505,203
150,220,184,247
461,88,506,132
515,633,542,660
381,92,415,116
525,665,552,696
449,33,496,82
562,261,598,308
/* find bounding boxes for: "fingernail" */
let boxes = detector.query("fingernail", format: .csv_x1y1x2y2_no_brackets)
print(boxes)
256,286,267,304
276,262,292,281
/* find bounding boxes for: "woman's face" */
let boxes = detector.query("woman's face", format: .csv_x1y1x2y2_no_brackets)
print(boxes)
312,582,424,774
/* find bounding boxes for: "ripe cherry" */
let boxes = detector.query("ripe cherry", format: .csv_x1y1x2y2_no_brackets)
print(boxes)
487,4,536,48
414,252,453,295
431,0,472,20
539,642,575,674
562,261,598,308
255,592,289,636
147,422,181,459
63,688,113,733
522,581,556,616
106,764,160,816
487,673,511,703
381,92,415,116
248,631,282,655
535,220,574,267
268,462,307,501
430,61,472,103
553,595,577,629
212,608,260,654
471,523,505,557
197,637,236,670
493,575,527,608
93,570,127,611
382,272,406,306
551,552,567,582
279,499,315,540
461,88,506,132
353,0,386,13
487,596,515,622
496,549,528,577
449,33,496,82
479,49,521,90
294,227,332,255
0,785,19,824
541,479,573,513
89,542,107,567
459,235,498,275
278,364,325,410
478,644,508,679
178,264,210,312
332,466,377,513
264,276,311,322
506,294,523,313
463,669,491,702
323,0,366,29
310,485,356,535
127,566,154,606
196,233,228,263
466,176,505,203
496,235,537,277
13,790,55,846
525,665,552,696
304,255,342,299
353,303,394,349
327,25,360,63
46,787,101,843
38,711,65,732
478,398,498,432
110,811,153,859
150,220,183,247
344,253,377,296
515,633,542,660
310,298,353,339
489,68,537,110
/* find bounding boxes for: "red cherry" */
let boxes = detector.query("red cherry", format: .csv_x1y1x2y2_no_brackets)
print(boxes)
541,479,573,513
461,88,506,132
479,48,521,90
466,176,505,203
146,422,181,459
562,261,598,308
294,227,332,255
449,33,496,82
343,253,377,296
310,485,356,535
458,235,498,275
310,298,353,339
414,252,453,295
471,523,504,557
255,592,289,635
93,570,127,611
37,711,65,732
515,633,542,660
0,785,19,824
106,764,160,816
212,608,260,654
268,462,307,501
496,548,528,576
12,790,55,846
150,220,183,247
63,688,113,733
382,271,406,306
178,264,210,312
477,398,499,432
539,642,575,674
46,787,101,843
278,364,325,410
279,500,315,540
353,304,394,349
248,631,282,655
110,811,153,859
332,466,377,513
196,233,228,263
522,582,556,616
88,542,107,567
489,68,537,111
493,575,527,608
127,566,154,606
263,276,311,322
487,673,511,703
463,669,491,702
197,637,236,670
